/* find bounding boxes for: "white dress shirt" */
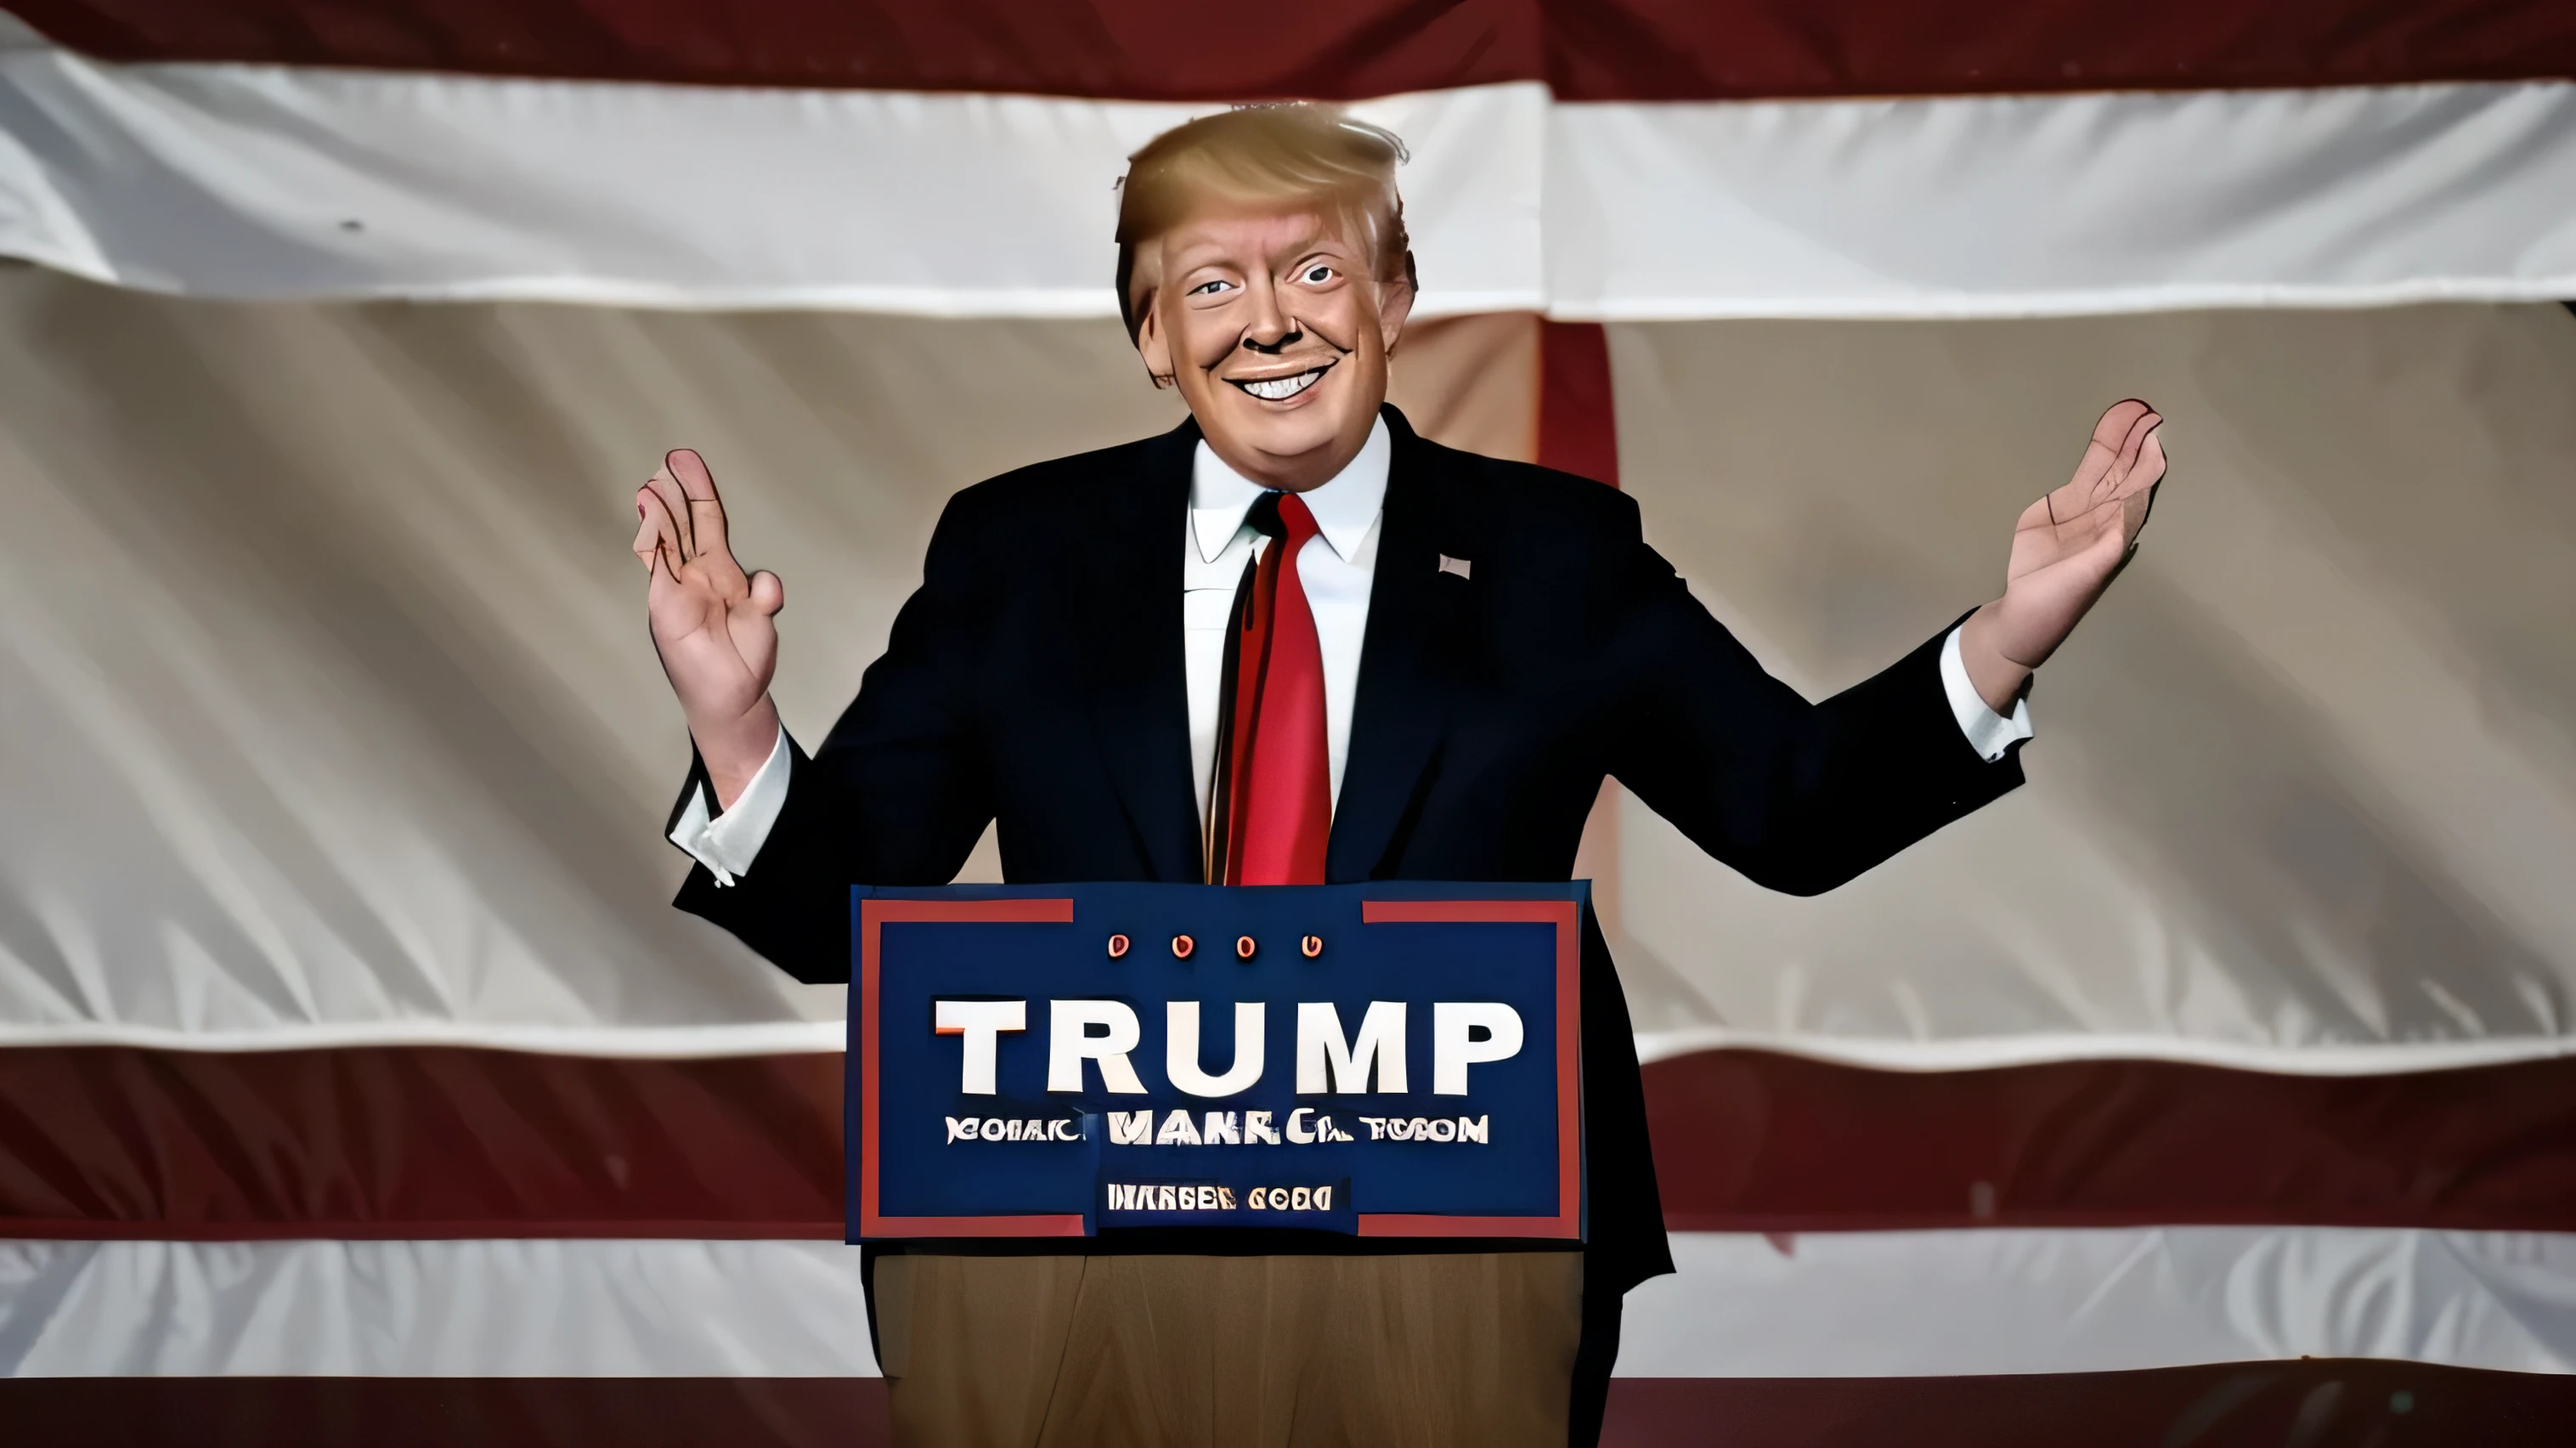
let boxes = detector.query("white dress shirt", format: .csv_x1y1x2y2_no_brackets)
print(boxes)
1183,415,1390,822
670,418,2030,885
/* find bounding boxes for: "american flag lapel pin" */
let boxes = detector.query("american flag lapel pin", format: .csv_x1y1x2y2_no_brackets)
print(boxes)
1437,554,1472,580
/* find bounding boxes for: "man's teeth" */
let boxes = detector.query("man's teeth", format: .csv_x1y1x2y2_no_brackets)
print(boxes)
1237,368,1325,401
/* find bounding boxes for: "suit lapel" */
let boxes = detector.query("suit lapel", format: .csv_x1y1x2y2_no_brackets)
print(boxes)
1079,417,1204,884
1329,409,1465,882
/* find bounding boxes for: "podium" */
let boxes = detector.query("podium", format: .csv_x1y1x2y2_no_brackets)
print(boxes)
850,882,1585,1242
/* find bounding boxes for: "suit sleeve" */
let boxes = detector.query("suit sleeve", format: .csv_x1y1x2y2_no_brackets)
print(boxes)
1593,491,2023,897
669,491,999,983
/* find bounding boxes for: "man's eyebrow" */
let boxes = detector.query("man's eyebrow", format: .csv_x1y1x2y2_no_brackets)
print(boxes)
1163,223,1347,274
1165,241,1251,273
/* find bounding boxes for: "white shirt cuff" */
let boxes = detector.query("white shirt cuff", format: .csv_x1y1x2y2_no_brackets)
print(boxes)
666,726,792,886
1939,625,2035,764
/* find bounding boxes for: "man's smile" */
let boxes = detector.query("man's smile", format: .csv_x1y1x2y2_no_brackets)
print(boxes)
1227,361,1334,403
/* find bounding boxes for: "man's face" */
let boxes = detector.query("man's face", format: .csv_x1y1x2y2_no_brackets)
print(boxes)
1135,203,1412,492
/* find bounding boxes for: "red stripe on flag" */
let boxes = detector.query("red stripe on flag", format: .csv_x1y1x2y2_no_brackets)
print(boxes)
6,1044,2576,1236
8,1,2570,99
0,1045,844,1238
1539,320,1619,488
1646,1048,2576,1232
0,1377,889,1447
1600,1362,2576,1448
2,1361,2571,1445
1545,1,2576,100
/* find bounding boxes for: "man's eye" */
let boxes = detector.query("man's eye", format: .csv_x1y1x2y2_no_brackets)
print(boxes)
1189,279,1235,297
1301,265,1336,284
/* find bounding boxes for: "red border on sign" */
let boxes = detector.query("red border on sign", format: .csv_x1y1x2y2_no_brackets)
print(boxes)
1353,898,1584,1241
858,893,1580,1241
856,896,1085,1239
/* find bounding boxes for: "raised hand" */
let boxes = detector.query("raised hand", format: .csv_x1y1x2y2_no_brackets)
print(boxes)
1958,399,2166,712
632,449,785,806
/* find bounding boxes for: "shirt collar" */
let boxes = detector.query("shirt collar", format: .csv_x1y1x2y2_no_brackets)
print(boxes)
1190,415,1390,564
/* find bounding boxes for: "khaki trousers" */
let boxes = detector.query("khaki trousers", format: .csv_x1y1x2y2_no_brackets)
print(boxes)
872,1253,1586,1448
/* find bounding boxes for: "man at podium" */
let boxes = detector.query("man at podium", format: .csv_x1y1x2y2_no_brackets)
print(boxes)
632,104,2165,1447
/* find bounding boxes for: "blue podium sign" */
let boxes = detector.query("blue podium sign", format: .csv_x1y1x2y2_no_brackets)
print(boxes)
850,882,1585,1242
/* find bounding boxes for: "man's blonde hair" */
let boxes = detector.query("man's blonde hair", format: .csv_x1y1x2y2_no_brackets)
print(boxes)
1115,103,1415,342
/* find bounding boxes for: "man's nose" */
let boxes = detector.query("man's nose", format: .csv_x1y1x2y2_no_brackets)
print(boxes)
1240,283,1301,354
1242,325,1305,354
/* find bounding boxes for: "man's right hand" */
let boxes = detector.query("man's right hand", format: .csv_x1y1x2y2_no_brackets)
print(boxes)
633,449,784,809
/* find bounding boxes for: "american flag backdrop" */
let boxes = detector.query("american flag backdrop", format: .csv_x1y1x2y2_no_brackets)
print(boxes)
1,3,2574,1442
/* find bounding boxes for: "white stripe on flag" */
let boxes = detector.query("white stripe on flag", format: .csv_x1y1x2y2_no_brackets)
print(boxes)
5,1230,2573,1377
0,37,2568,316
0,1238,878,1377
1620,1228,2576,1378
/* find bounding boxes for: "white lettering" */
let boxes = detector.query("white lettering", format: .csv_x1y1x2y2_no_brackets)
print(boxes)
1286,1107,1316,1144
1052,1119,1078,1141
1003,1118,1025,1141
1359,1116,1387,1140
1155,1109,1202,1145
1048,1000,1147,1094
1314,1185,1332,1210
1296,1002,1408,1093
1291,1187,1311,1210
1459,1115,1489,1144
1429,1117,1456,1141
1387,1117,1414,1140
1102,1179,1262,1211
946,1116,975,1142
1432,1003,1523,1095
1108,1110,1154,1145
934,998,1026,1095
1201,1111,1240,1145
1167,1002,1266,1097
1245,1110,1280,1145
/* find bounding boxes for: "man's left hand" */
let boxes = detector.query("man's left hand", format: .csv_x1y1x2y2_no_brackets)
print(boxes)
1958,399,2166,713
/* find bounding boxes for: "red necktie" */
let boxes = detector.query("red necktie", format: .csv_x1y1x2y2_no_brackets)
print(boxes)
1221,492,1332,885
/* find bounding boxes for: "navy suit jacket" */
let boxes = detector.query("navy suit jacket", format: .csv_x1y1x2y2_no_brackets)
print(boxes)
675,404,2024,1294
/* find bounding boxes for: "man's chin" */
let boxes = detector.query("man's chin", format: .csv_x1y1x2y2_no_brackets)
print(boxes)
1182,362,1382,484
1211,406,1361,475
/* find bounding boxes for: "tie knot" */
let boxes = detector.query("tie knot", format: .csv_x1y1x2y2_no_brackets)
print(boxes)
1248,490,1322,547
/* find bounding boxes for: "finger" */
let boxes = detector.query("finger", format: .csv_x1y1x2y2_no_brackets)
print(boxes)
2121,431,2166,544
2092,409,2162,508
2045,400,2149,524
2092,399,2153,451
2123,420,2167,492
635,486,685,574
2059,407,2163,523
642,465,695,561
666,449,736,569
2112,408,2161,475
748,569,785,618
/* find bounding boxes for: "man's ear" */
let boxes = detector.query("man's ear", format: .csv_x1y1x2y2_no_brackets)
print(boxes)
1376,258,1416,357
1134,292,1175,387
